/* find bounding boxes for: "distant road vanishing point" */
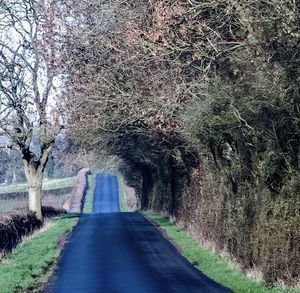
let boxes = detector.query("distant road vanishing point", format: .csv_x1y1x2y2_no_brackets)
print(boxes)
44,173,232,293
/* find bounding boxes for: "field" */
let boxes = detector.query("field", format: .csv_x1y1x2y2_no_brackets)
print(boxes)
0,177,76,194
0,177,76,214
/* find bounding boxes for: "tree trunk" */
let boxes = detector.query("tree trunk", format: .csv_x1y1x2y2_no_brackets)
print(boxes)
23,161,43,221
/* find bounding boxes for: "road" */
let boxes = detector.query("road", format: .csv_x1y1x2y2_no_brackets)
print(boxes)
44,174,232,293
93,174,120,213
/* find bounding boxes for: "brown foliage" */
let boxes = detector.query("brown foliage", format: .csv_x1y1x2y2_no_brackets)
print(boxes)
61,0,300,287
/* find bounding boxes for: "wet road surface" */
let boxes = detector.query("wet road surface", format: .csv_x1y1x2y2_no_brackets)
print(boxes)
44,174,232,293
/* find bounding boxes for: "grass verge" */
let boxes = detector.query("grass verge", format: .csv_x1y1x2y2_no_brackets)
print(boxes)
142,211,298,293
117,175,128,212
0,177,76,194
0,213,79,292
83,174,95,213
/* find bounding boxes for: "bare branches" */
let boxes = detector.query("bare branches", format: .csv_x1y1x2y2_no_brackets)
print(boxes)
0,0,63,165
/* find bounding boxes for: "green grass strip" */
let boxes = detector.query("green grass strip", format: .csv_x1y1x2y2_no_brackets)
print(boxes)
142,211,298,293
0,213,79,292
117,175,128,212
83,174,95,214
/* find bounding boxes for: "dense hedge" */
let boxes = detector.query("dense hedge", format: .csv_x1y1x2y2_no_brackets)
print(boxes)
0,207,65,255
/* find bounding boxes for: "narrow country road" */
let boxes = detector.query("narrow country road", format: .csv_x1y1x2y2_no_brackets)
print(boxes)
44,174,232,293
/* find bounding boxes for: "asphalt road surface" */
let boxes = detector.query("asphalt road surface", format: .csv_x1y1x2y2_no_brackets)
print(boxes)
44,174,232,293
93,174,120,213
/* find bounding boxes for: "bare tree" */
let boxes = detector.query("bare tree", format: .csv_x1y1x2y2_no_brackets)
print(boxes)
0,0,62,220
